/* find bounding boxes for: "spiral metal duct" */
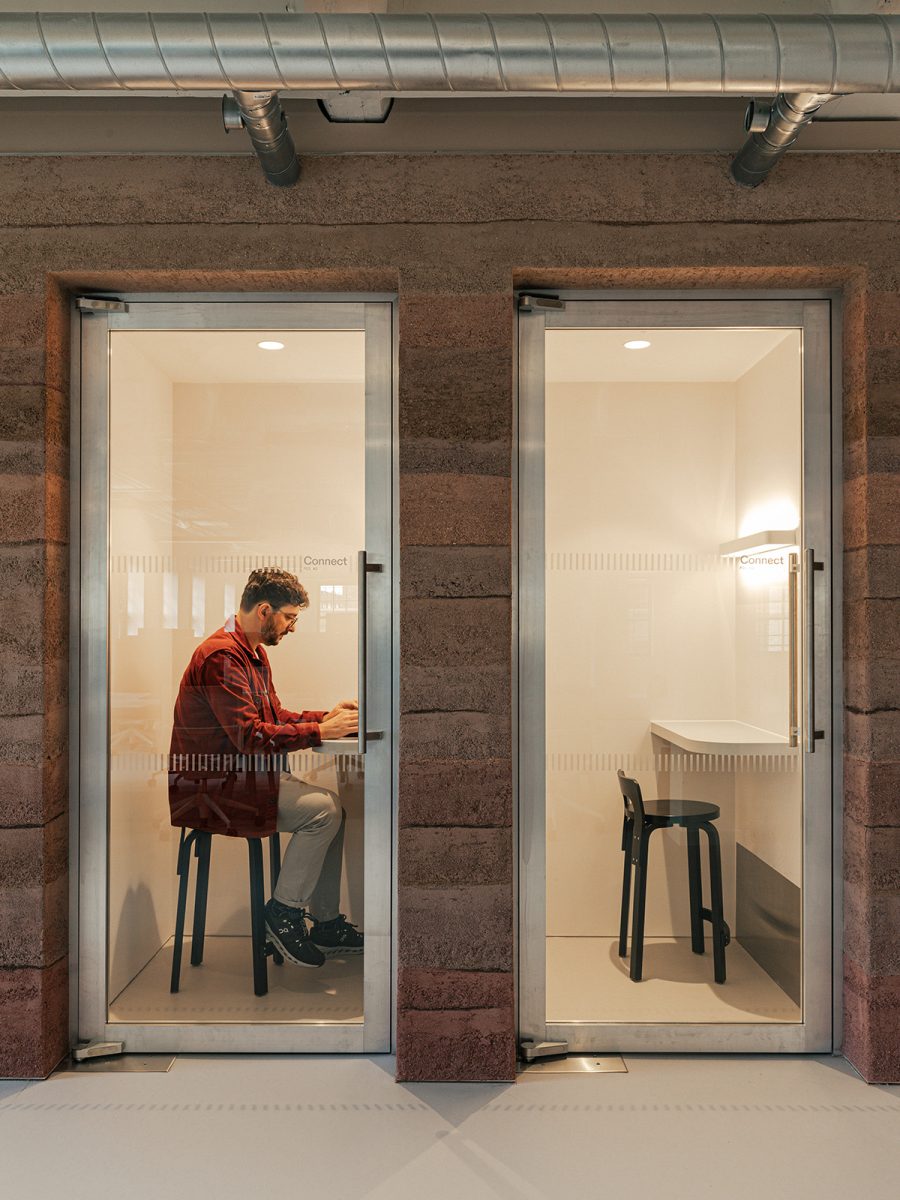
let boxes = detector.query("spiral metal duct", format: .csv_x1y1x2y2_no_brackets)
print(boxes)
0,12,897,95
0,12,897,186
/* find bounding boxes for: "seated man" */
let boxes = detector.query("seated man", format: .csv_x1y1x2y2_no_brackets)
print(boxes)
169,566,362,969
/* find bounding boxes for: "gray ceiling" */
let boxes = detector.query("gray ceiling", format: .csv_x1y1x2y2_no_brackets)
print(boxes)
1,94,897,156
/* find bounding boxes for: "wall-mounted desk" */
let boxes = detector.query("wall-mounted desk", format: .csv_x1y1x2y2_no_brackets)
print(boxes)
650,720,793,757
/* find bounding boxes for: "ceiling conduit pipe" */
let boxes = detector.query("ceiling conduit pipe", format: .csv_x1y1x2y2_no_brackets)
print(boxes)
230,89,299,187
731,91,835,188
0,13,898,186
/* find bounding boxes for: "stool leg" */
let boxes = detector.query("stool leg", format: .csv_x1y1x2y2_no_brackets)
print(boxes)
702,821,727,984
619,818,633,958
248,839,269,997
190,832,212,966
268,834,284,966
629,825,651,983
687,826,704,954
170,830,196,994
269,832,282,889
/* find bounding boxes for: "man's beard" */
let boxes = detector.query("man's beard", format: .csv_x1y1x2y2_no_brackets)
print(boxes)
260,614,282,646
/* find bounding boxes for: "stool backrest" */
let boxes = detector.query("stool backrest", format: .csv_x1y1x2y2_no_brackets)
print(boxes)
617,768,646,822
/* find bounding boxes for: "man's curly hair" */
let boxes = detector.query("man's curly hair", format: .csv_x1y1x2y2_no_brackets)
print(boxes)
240,567,309,614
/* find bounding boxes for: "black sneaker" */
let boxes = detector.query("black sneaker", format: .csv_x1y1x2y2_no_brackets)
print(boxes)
310,914,364,955
264,899,325,969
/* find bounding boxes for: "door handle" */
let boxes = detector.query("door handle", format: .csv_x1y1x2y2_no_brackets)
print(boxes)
803,548,825,753
788,552,799,748
357,550,383,755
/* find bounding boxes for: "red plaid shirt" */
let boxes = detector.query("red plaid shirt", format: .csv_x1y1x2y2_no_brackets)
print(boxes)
168,617,325,837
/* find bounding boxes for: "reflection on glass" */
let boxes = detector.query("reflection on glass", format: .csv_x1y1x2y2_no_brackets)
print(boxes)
107,329,366,1024
163,571,178,630
191,576,205,639
544,327,803,1025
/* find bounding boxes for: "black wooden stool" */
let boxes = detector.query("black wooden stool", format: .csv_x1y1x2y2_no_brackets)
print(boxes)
170,830,284,997
617,769,730,984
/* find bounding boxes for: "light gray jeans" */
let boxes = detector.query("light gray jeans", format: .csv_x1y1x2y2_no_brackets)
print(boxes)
273,772,344,921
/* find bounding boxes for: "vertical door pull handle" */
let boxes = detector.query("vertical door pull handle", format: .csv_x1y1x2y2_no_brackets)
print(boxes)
788,553,799,748
357,551,383,755
804,548,825,753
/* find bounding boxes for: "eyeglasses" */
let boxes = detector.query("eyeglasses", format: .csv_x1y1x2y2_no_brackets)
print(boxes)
275,609,300,629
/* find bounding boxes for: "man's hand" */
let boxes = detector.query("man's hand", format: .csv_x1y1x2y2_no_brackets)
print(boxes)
319,701,359,740
321,700,358,723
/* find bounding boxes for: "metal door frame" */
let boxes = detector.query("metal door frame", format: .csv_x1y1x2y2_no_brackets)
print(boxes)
515,291,842,1054
70,294,398,1053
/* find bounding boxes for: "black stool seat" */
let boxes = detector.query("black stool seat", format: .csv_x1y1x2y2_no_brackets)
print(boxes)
617,769,730,985
641,799,720,825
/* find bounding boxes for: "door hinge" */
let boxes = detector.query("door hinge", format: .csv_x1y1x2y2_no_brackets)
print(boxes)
72,1039,125,1062
519,1038,568,1063
77,297,128,313
518,294,566,313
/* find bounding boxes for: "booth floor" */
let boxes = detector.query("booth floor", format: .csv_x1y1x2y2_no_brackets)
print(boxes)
109,936,364,1024
1,1053,897,1200
547,936,801,1024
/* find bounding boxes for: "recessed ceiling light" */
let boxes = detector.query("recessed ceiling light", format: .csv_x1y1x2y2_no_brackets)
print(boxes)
257,340,285,351
624,339,651,350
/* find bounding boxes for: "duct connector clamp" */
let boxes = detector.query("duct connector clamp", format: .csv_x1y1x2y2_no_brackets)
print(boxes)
224,90,300,188
730,92,836,189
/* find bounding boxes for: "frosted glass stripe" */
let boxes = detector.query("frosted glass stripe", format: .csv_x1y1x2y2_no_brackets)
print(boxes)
547,551,732,573
109,553,343,575
547,751,800,774
109,750,363,773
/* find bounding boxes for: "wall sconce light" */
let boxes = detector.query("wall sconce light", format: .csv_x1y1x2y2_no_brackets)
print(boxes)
719,530,799,557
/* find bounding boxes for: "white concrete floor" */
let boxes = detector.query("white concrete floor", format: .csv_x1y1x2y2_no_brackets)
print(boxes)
1,1053,897,1200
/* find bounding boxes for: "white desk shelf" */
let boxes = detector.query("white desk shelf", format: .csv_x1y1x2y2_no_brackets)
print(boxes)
313,739,362,755
650,720,793,756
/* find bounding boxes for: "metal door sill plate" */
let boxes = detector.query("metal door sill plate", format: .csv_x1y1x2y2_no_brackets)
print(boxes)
518,1055,627,1077
58,1054,175,1075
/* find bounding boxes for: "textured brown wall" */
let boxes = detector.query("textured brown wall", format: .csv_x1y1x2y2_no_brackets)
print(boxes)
0,152,896,1082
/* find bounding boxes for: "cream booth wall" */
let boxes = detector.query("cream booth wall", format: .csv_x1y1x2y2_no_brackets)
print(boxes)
545,336,804,944
733,335,803,887
544,378,738,939
170,379,366,936
108,341,180,1001
108,341,367,1002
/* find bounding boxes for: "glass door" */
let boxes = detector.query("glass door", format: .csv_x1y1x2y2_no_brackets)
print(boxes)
518,298,834,1053
74,299,393,1052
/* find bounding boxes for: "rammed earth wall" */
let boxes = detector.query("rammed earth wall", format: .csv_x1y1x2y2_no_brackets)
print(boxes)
0,152,896,1081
